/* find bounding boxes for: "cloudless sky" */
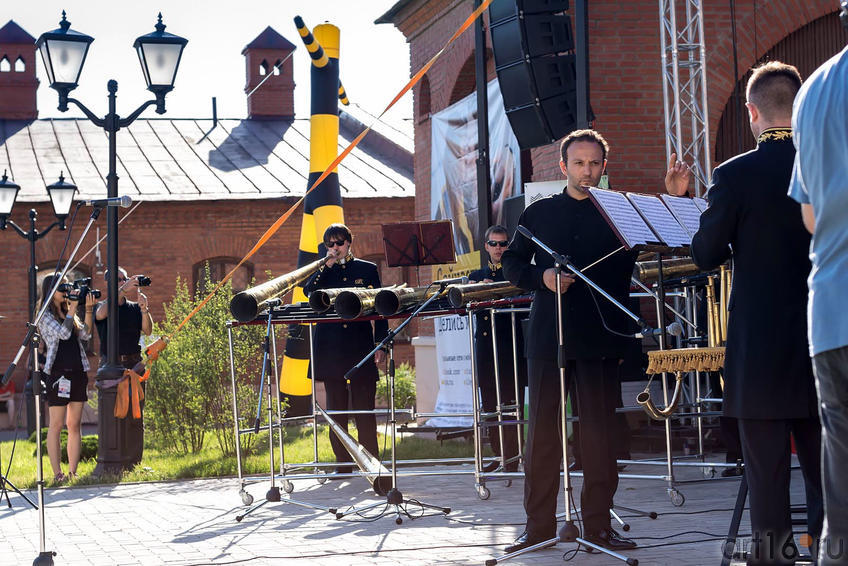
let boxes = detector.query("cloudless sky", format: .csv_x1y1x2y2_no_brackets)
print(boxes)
7,1,412,122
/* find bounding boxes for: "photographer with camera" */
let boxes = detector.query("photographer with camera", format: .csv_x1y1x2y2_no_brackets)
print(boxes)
36,272,94,484
94,266,153,466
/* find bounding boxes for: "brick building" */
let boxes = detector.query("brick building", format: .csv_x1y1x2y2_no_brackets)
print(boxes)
0,23,415,408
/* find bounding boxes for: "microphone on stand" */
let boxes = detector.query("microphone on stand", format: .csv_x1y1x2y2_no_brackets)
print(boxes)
433,275,469,286
79,195,133,208
633,321,683,339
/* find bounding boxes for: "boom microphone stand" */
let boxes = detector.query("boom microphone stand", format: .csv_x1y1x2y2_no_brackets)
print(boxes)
488,226,638,566
335,282,452,524
2,204,104,566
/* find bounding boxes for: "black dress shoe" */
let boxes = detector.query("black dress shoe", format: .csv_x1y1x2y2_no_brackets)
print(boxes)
721,466,743,477
583,528,637,550
504,531,554,553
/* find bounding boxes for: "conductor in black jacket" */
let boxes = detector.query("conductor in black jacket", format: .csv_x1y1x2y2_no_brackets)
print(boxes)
666,62,822,564
468,225,527,473
304,224,389,473
502,130,638,553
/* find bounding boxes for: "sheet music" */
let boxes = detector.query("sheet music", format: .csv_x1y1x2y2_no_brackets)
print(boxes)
587,188,659,249
692,197,708,212
626,193,691,248
660,194,703,238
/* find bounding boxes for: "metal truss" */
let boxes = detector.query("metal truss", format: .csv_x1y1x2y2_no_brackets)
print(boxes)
659,0,712,196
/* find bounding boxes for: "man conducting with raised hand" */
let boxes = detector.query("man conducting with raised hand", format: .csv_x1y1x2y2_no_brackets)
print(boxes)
666,61,822,564
502,129,637,553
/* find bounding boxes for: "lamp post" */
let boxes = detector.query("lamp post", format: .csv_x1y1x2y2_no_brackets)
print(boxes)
37,11,187,476
0,172,77,435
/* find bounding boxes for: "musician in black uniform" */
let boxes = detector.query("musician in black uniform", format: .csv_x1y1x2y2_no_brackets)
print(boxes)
666,62,822,564
502,129,638,553
303,224,389,473
468,225,527,473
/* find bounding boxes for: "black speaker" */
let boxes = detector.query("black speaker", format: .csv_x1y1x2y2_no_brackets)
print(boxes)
489,0,591,149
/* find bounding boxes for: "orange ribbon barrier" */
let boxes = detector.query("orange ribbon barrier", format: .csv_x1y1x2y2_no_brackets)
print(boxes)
150,0,494,365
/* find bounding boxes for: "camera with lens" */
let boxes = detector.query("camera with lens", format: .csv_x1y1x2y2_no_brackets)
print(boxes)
67,277,102,307
136,275,152,287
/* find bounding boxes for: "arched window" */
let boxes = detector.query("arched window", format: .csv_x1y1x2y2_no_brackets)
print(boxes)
417,74,431,124
259,60,269,76
14,56,25,72
193,257,255,296
272,60,281,76
0,57,10,73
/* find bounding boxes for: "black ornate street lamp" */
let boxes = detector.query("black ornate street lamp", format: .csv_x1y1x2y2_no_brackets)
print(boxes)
36,11,187,478
0,172,77,434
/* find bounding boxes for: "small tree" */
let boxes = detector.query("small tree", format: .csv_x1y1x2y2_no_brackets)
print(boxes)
146,271,266,455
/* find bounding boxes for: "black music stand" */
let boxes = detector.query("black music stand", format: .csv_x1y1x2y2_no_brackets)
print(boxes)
382,220,456,267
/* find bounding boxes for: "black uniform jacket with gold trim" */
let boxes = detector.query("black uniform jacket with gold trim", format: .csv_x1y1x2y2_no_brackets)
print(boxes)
691,130,815,420
303,257,389,382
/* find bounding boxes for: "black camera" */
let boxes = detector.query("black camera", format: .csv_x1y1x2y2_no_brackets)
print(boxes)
137,275,151,286
68,277,101,307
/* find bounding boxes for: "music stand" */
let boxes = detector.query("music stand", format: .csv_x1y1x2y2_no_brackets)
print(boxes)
381,220,456,267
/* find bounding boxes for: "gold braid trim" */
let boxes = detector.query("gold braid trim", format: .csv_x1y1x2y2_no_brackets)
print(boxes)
757,127,792,144
646,347,726,374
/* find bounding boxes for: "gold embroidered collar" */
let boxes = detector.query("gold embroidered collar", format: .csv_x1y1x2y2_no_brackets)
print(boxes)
757,127,792,145
337,252,354,265
488,261,502,272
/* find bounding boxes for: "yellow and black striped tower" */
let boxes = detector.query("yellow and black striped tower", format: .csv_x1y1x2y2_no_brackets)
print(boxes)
280,17,344,416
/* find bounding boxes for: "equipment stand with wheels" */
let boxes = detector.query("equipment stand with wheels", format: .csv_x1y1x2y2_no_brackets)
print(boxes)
234,311,337,522
486,227,638,565
335,284,452,524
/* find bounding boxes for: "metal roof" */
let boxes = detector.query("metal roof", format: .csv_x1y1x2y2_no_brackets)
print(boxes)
0,116,413,202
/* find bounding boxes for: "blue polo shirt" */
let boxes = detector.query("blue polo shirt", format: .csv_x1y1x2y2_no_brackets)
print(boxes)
788,45,848,356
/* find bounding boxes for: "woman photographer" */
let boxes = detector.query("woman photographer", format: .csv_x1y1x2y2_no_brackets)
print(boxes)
36,272,93,483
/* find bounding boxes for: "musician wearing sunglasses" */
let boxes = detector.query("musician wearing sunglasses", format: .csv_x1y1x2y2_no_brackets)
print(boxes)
468,225,527,474
304,223,389,475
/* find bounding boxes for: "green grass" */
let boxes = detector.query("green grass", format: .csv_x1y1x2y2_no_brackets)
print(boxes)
0,425,484,489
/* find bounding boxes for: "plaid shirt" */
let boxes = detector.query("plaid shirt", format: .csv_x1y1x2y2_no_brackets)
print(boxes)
37,311,91,374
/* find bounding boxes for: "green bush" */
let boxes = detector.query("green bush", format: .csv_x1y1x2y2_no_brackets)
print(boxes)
377,362,416,409
145,270,266,455
30,429,98,463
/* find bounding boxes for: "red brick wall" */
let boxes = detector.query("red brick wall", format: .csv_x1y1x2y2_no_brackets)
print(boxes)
0,196,414,388
244,47,296,119
0,41,38,120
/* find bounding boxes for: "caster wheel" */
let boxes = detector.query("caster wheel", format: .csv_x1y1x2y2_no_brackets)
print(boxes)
505,480,513,488
240,491,254,506
283,480,294,494
703,467,716,479
477,486,491,500
395,517,403,525
669,489,685,507
316,470,328,485
623,524,631,532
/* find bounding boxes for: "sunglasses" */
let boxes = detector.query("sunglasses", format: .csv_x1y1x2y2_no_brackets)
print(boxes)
486,240,509,248
325,240,348,248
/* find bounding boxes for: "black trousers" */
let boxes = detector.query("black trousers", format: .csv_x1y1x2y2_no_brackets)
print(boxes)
524,357,621,537
324,378,379,466
568,376,630,463
738,417,823,565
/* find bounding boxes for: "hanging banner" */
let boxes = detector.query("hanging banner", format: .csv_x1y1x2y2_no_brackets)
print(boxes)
427,314,474,427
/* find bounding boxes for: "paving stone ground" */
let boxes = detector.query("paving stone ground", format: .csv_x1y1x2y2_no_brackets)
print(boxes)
1,459,813,565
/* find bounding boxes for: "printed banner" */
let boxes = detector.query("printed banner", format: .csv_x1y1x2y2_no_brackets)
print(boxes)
427,314,474,427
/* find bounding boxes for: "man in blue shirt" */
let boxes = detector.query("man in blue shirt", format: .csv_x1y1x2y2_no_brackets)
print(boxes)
788,5,848,562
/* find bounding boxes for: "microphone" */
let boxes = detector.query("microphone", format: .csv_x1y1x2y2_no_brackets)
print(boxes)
633,321,684,339
433,276,469,286
80,195,133,208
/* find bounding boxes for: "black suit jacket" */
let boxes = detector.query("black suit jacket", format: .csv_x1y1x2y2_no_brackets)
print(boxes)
303,258,389,382
502,192,637,361
691,132,816,419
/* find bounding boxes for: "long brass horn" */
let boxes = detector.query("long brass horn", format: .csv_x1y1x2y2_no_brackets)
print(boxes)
374,286,439,316
335,286,399,319
308,287,359,314
636,372,684,421
446,280,522,308
314,403,392,495
230,256,328,322
634,257,701,284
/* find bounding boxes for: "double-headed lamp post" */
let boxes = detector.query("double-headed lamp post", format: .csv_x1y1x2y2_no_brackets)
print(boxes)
36,11,187,476
0,172,77,434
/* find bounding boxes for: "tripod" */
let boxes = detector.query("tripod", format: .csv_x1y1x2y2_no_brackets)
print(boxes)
235,310,337,522
0,394,38,511
335,284,451,524
3,205,104,566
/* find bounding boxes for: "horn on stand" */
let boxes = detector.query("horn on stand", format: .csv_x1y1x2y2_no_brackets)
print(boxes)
445,280,522,308
314,404,392,496
334,286,401,319
374,286,439,316
636,372,684,421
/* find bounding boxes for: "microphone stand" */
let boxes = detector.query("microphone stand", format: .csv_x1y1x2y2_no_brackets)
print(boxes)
490,227,637,566
335,283,451,524
2,205,103,566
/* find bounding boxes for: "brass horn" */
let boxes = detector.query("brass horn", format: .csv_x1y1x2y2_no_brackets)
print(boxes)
314,404,392,495
374,286,439,316
634,257,701,284
446,280,522,308
308,287,359,314
636,372,684,421
229,256,328,322
334,286,401,320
